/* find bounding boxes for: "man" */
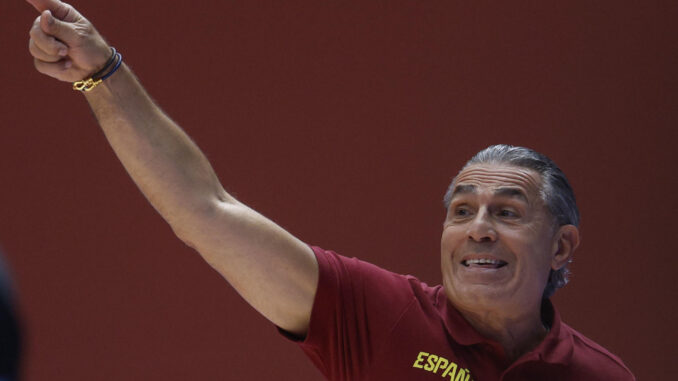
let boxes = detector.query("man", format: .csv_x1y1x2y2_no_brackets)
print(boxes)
26,0,635,379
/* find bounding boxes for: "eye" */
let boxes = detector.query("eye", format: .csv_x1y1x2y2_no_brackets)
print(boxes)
454,206,472,217
497,209,518,218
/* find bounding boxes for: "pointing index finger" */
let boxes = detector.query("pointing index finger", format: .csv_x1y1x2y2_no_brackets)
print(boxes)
25,0,73,21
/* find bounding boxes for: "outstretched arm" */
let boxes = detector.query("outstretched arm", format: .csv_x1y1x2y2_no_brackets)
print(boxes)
26,0,318,336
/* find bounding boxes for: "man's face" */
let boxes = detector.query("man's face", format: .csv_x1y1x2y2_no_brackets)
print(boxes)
441,163,562,316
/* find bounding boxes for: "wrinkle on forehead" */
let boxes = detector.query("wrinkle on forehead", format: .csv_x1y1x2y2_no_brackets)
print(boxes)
453,164,542,198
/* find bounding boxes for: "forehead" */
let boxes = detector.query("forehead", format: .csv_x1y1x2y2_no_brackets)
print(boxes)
452,164,542,199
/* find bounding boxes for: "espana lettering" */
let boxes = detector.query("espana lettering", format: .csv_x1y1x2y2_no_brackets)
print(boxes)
412,351,474,381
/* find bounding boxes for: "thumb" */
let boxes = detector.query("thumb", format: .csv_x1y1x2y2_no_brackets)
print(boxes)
40,10,78,44
27,0,79,22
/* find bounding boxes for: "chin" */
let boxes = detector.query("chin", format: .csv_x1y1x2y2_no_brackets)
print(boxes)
461,285,510,303
445,280,518,311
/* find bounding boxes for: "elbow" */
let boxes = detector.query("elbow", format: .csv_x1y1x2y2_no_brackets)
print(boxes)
167,196,238,250
166,198,222,247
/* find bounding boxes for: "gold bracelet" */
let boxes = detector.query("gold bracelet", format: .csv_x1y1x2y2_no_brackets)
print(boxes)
72,78,103,92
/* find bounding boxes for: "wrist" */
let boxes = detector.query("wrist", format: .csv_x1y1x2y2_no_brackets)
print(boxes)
90,47,116,77
73,47,123,92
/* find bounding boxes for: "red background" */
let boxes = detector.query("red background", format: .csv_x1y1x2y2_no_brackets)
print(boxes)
1,0,676,379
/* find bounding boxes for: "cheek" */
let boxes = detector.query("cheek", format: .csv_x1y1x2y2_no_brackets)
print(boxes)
500,231,550,265
509,235,555,274
440,226,464,253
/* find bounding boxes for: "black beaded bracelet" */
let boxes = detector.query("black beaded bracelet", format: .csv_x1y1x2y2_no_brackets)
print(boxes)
73,47,123,92
100,52,122,81
91,47,117,80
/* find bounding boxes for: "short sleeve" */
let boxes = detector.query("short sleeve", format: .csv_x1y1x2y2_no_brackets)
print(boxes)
288,246,418,381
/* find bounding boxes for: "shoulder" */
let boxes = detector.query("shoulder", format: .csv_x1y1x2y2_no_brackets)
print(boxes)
311,246,440,309
563,323,636,380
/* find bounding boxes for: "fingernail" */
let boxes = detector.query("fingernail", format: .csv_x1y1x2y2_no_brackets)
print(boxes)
58,48,67,56
64,60,72,69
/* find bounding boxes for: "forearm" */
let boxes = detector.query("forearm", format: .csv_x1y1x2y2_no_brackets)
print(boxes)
84,63,318,332
84,63,231,228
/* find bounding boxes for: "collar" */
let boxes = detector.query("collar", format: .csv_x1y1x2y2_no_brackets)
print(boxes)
438,291,574,366
526,299,574,366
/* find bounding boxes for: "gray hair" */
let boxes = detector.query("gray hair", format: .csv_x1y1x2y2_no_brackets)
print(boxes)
443,144,580,299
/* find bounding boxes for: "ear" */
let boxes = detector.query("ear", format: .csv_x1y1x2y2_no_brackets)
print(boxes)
551,225,580,270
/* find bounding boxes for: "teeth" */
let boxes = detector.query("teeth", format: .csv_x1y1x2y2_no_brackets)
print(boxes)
465,259,502,265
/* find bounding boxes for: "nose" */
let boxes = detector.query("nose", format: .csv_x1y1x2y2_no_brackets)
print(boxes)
466,208,497,242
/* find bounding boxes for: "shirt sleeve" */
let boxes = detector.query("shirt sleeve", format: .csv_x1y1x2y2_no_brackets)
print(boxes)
285,246,418,381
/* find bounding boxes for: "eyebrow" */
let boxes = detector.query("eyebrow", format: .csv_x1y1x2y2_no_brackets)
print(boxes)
450,185,529,203
494,187,529,203
450,184,477,199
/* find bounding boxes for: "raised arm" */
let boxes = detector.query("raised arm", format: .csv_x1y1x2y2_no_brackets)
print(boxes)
26,0,318,336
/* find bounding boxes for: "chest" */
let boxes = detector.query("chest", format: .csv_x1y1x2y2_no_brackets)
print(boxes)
365,316,499,381
363,308,569,381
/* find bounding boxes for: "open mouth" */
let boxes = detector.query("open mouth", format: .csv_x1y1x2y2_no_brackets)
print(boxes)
461,259,508,269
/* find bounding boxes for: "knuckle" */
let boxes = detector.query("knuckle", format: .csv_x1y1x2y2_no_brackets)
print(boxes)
30,35,47,55
74,28,86,39
29,23,41,38
43,20,56,34
79,23,93,36
72,25,92,44
29,41,47,60
44,36,59,54
62,3,75,16
28,39,37,54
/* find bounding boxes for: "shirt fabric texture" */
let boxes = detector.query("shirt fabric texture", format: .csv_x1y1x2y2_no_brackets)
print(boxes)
285,246,635,381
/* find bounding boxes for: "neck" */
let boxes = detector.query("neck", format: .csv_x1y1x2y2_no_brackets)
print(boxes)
455,300,549,363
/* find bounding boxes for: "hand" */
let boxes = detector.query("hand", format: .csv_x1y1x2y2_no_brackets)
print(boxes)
27,0,113,82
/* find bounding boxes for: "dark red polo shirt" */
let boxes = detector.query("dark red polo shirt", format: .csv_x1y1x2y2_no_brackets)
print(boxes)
290,247,635,381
